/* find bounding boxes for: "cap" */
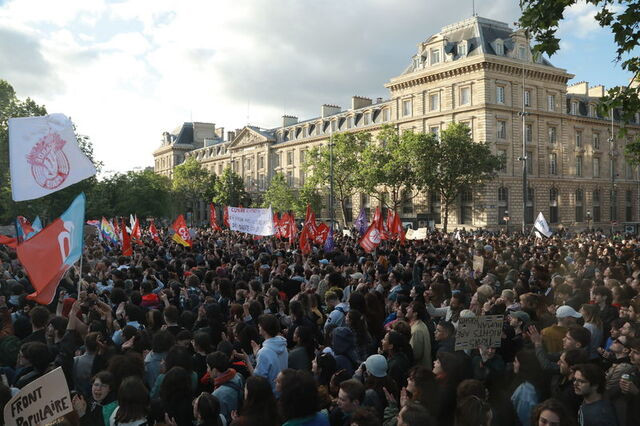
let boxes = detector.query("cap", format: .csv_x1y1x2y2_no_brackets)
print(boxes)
350,272,363,280
319,259,329,265
556,305,582,319
509,310,531,324
364,354,388,378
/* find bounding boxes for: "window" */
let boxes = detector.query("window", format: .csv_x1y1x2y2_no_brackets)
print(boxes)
547,94,556,111
589,104,596,117
497,120,507,139
457,43,466,56
364,112,370,125
460,87,471,106
430,126,440,138
627,190,633,221
429,191,441,224
548,126,557,144
549,153,557,175
576,156,583,177
286,151,293,166
571,102,578,115
347,117,353,129
303,127,308,137
402,190,414,214
524,90,531,107
286,171,293,186
402,99,412,117
299,150,306,164
593,132,600,149
526,124,533,143
429,93,440,111
498,187,509,225
576,130,582,147
331,120,337,132
611,190,618,221
593,158,600,178
527,150,533,175
498,149,507,173
496,86,505,104
258,155,264,169
460,187,473,224
549,188,559,224
575,189,584,222
382,108,390,122
299,170,305,187
593,190,601,222
495,41,504,56
611,159,617,179
526,187,534,224
430,49,440,64
627,162,634,179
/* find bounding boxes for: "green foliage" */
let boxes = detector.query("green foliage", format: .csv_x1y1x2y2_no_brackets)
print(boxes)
87,170,172,219
262,172,296,212
172,157,217,204
303,132,368,223
294,182,323,218
519,1,640,153
212,167,250,206
408,123,504,232
359,126,417,211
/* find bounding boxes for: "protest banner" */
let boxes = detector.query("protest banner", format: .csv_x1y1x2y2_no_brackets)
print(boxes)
454,315,503,351
4,367,72,426
473,255,484,273
342,229,352,237
228,207,275,236
405,227,427,240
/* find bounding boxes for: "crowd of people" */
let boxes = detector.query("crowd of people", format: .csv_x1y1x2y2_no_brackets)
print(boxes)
0,225,640,426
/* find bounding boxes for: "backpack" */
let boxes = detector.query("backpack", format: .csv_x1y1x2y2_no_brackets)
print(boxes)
221,379,244,410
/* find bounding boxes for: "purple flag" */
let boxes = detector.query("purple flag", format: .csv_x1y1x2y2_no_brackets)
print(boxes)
324,227,334,252
354,207,368,235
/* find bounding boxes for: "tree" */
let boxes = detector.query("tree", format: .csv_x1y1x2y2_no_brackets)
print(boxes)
518,1,640,161
294,181,323,218
262,172,296,213
359,125,417,212
212,167,250,207
172,157,217,222
303,132,368,224
409,123,504,232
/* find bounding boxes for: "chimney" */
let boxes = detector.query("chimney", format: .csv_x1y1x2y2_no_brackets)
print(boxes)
162,131,171,144
282,115,298,127
227,131,236,142
376,97,383,104
321,104,341,117
215,127,225,140
351,96,372,110
588,85,605,98
567,81,588,95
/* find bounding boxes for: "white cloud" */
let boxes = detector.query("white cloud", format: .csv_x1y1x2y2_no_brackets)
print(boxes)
1,0,525,173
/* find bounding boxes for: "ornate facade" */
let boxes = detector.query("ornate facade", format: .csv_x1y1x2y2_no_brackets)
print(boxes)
153,16,640,230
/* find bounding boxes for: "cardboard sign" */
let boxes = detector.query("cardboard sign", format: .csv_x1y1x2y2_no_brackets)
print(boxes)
406,227,427,240
454,315,503,351
473,255,484,273
228,207,275,236
4,367,72,426
342,230,352,237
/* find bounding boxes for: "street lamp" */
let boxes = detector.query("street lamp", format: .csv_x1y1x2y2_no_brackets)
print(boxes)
586,210,591,232
503,210,510,234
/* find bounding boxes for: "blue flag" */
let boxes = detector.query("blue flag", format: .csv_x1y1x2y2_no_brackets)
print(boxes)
324,227,334,253
354,207,368,235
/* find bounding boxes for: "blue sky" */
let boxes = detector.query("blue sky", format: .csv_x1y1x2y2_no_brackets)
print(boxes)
0,0,635,174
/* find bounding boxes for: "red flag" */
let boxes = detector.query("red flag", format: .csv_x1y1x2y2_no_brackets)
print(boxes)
299,225,311,254
288,213,297,244
130,216,142,245
121,219,133,256
149,221,161,244
279,212,291,239
315,223,330,244
304,205,318,239
0,235,17,248
273,212,282,238
172,214,192,247
392,210,406,244
209,203,222,231
223,206,230,228
359,207,383,253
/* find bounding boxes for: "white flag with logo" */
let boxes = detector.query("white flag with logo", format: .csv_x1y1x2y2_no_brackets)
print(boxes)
533,212,552,237
9,113,97,201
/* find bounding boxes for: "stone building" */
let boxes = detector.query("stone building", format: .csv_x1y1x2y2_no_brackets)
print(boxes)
153,16,640,231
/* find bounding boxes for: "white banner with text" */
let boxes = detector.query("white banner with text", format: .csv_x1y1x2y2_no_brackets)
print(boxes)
228,207,275,236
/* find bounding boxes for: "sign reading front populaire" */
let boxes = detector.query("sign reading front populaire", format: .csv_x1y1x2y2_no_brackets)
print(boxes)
454,315,504,351
227,207,275,236
4,367,73,426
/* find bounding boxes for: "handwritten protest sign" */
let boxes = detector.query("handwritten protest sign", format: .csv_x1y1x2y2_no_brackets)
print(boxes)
228,207,274,236
454,315,503,351
4,367,72,426
406,227,427,240
473,255,484,273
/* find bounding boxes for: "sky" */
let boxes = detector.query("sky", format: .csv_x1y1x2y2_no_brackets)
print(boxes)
0,0,635,176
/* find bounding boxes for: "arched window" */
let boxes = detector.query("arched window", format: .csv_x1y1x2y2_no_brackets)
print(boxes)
593,190,601,222
575,189,584,222
525,187,535,224
498,187,509,225
549,188,559,224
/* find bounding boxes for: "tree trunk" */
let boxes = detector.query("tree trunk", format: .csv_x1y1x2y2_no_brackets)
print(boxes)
443,199,449,233
340,198,348,228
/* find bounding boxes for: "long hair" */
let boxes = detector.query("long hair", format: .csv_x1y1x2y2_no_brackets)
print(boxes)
195,393,223,426
240,375,279,425
580,304,602,328
531,398,577,426
115,377,149,423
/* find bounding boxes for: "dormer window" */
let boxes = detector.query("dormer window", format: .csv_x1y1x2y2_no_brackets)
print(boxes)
457,42,466,57
430,48,440,65
571,102,578,115
518,46,527,60
495,40,504,56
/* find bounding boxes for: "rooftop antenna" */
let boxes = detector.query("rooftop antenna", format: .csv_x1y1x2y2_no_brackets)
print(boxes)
472,0,477,16
246,100,251,125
